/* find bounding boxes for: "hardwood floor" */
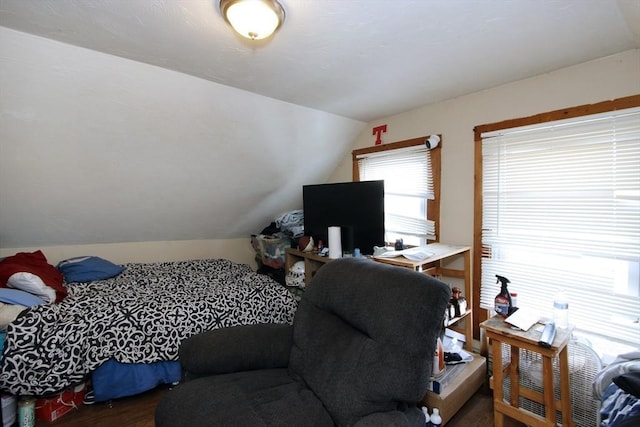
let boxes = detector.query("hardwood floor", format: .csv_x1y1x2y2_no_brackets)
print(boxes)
34,385,170,427
33,384,499,427
447,387,495,427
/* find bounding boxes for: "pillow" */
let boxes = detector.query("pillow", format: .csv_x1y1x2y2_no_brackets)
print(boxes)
0,302,27,330
0,251,66,303
7,272,56,303
57,256,124,283
0,288,46,306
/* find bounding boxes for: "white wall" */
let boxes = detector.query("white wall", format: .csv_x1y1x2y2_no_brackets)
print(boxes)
0,27,365,266
2,26,637,268
331,49,640,248
0,239,256,267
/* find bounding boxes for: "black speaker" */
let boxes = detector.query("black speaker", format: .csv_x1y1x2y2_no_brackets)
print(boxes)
341,226,354,253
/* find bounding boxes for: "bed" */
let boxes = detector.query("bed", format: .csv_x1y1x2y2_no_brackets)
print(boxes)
0,252,298,402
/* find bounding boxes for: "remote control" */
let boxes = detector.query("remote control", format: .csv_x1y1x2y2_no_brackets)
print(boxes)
538,322,557,348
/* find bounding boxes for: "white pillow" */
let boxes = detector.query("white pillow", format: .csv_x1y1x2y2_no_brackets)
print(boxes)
7,272,56,303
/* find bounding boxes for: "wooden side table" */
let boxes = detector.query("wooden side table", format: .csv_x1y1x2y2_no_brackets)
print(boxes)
481,316,574,427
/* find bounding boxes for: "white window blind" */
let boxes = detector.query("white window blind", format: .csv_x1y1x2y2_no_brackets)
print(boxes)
479,107,640,347
357,146,435,246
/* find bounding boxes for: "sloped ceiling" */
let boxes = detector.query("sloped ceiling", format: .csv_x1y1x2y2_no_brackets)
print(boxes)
0,0,638,249
1,0,638,122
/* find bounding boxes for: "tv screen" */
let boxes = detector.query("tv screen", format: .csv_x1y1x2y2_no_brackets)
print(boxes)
303,180,385,256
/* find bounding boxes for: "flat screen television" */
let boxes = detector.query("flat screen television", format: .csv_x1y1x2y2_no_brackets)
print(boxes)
303,180,385,255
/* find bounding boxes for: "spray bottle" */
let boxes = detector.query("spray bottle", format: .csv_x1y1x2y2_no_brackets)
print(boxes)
494,275,512,317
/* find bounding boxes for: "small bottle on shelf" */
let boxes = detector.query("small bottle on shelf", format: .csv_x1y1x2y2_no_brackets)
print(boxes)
510,292,518,308
432,336,445,376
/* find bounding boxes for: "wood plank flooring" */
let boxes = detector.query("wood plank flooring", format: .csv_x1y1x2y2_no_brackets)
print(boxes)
33,385,498,427
33,385,170,427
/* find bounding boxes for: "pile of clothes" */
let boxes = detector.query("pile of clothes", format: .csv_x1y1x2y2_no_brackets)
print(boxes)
261,210,304,239
252,210,305,285
593,350,640,427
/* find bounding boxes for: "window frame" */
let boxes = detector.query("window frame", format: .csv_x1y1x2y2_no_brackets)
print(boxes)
472,94,640,341
352,136,442,245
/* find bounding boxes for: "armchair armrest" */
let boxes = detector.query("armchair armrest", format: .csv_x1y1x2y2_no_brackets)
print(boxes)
179,323,293,379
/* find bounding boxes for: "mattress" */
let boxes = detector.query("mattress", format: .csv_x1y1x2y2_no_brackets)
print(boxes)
0,258,298,396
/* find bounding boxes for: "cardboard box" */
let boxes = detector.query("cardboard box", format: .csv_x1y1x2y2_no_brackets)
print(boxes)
427,362,465,394
35,382,86,422
443,328,466,347
422,353,486,425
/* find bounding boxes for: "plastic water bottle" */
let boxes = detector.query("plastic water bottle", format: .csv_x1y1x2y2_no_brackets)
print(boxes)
430,407,442,427
553,289,569,329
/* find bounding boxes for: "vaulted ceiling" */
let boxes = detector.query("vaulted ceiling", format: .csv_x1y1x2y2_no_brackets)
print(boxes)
0,1,638,250
2,0,638,122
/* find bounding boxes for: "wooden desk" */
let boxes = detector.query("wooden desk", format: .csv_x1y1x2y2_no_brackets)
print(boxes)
481,316,574,427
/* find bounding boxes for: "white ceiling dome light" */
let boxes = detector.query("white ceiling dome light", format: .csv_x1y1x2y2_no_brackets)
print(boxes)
220,0,285,40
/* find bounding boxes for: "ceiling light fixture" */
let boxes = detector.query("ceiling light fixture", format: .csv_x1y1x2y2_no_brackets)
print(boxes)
220,0,285,40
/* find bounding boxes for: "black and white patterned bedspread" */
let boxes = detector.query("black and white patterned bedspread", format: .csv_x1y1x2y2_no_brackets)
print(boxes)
0,259,298,395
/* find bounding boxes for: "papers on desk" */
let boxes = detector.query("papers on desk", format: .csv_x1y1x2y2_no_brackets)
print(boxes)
504,307,540,331
374,246,435,261
442,328,472,364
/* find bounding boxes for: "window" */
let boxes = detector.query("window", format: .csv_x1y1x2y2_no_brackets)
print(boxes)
352,136,441,246
474,96,640,350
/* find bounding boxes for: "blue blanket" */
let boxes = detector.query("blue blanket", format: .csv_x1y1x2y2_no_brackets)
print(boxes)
92,359,181,402
594,351,640,427
601,382,640,427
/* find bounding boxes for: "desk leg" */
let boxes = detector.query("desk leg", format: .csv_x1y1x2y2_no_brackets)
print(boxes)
559,346,574,427
463,250,473,349
491,338,505,427
510,344,520,406
542,355,555,424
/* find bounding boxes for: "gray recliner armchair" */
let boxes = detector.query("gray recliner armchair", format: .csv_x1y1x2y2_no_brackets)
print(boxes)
155,257,450,426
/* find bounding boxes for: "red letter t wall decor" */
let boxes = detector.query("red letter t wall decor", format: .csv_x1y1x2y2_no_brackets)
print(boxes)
372,125,387,145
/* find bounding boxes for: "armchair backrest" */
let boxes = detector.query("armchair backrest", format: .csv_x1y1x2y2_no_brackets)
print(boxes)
288,258,450,426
